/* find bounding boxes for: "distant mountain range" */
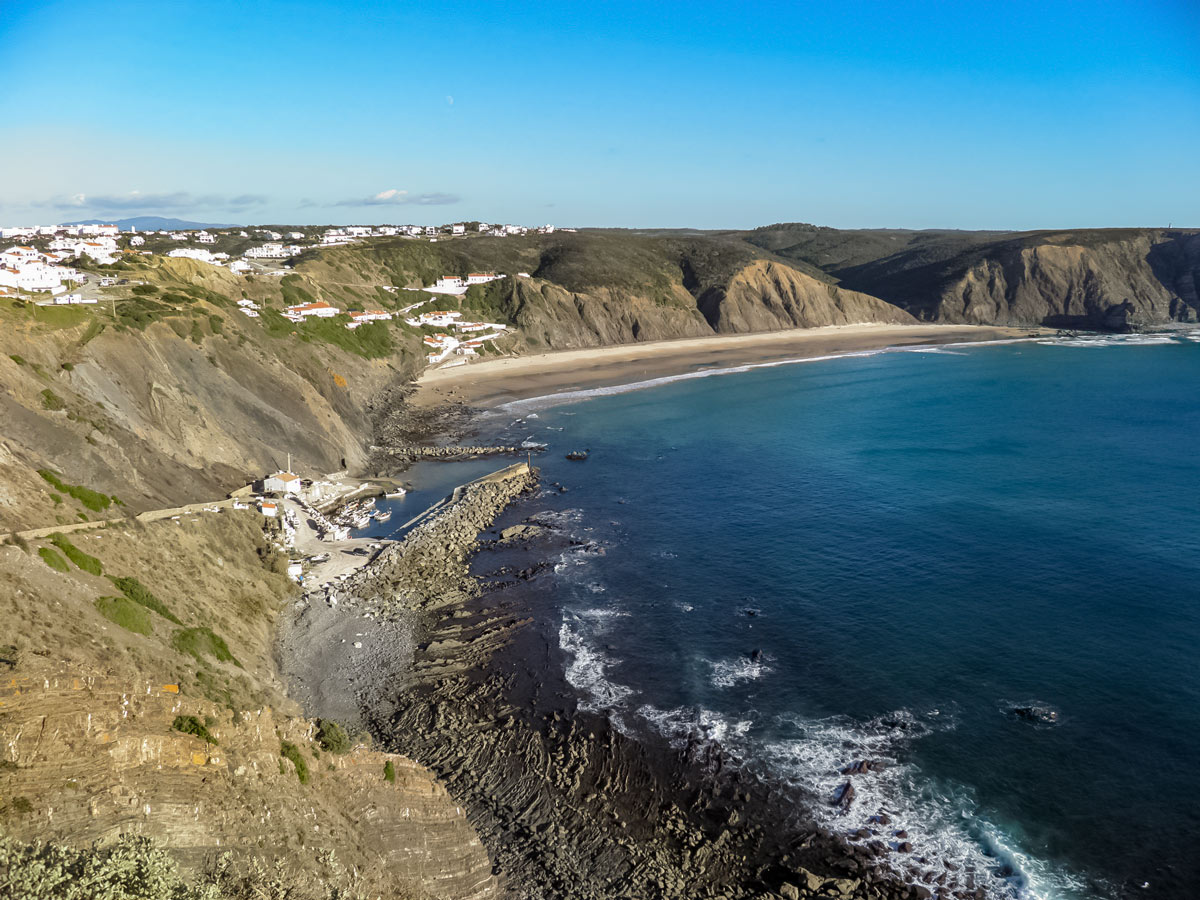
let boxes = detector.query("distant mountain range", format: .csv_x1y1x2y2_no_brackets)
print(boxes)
59,216,233,232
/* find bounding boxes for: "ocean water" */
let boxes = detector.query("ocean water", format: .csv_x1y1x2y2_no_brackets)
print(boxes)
481,335,1200,899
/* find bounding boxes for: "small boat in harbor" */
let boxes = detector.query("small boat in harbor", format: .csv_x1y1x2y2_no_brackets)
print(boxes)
385,488,407,498
565,450,589,461
373,509,392,522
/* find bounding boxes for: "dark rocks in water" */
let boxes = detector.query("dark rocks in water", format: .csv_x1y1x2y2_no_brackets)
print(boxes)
565,450,589,461
867,813,891,826
831,781,856,810
557,485,569,493
841,759,883,776
1006,702,1060,725
897,841,913,853
749,649,764,662
742,608,759,617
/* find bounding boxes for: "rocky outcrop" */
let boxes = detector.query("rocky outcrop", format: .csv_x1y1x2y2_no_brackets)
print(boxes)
0,677,496,900
497,278,714,350
698,260,916,332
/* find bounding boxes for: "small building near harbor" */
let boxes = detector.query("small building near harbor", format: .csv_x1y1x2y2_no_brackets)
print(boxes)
260,501,278,517
264,471,301,494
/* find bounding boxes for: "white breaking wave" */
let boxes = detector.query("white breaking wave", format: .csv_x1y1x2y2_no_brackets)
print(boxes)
558,620,633,711
556,609,1101,900
1037,333,1185,348
708,654,771,688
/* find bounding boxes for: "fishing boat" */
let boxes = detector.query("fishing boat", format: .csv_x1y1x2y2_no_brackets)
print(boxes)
385,487,407,498
373,508,392,522
565,450,589,461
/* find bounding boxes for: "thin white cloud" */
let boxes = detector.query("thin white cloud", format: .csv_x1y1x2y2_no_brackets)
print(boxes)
33,191,268,212
334,188,460,207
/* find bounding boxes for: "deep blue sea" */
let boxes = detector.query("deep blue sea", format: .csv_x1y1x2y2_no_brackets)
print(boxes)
402,334,1200,899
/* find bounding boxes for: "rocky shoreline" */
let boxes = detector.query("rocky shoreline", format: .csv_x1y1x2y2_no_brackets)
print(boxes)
279,440,989,900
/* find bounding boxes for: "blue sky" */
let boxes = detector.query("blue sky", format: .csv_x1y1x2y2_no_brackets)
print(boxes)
0,0,1196,229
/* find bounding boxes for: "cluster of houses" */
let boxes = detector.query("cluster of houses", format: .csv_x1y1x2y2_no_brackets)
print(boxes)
408,309,510,363
0,244,88,296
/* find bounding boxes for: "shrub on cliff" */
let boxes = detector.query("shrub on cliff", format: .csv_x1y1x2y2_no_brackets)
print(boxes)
279,741,309,784
50,534,103,575
383,759,396,782
315,719,350,754
95,596,152,635
108,575,181,624
0,833,220,899
37,469,113,512
172,715,219,746
38,547,69,573
172,627,240,667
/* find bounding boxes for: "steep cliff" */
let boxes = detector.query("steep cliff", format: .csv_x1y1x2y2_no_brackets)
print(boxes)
757,227,1200,329
697,259,915,332
0,513,496,899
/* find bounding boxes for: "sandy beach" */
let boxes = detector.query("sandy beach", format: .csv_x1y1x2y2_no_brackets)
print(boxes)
414,323,1040,410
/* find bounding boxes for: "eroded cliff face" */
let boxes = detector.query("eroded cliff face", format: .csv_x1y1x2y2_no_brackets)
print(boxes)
827,230,1200,330
699,260,916,332
935,236,1191,328
0,514,497,900
495,278,714,350
0,303,408,533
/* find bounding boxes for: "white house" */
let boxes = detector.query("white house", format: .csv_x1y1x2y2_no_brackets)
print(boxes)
129,235,145,246
451,224,465,235
477,223,490,232
167,248,221,264
346,309,392,329
244,242,293,259
424,226,437,236
195,231,216,243
283,301,338,321
287,231,304,240
435,275,465,290
264,471,302,494
466,272,502,285
229,260,252,273
260,501,278,517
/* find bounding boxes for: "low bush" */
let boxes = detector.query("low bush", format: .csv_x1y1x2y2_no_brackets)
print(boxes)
279,741,309,784
4,533,30,552
108,574,181,623
171,627,240,667
94,596,152,635
50,534,103,575
315,719,350,754
38,547,69,572
0,833,221,900
383,759,396,782
37,469,113,511
172,714,219,745
40,389,66,411
0,644,19,669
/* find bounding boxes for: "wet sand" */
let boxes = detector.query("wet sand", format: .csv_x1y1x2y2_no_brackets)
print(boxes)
414,324,1039,410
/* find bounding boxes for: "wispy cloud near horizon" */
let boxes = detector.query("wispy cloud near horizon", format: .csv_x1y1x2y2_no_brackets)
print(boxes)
334,189,460,207
33,191,268,213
